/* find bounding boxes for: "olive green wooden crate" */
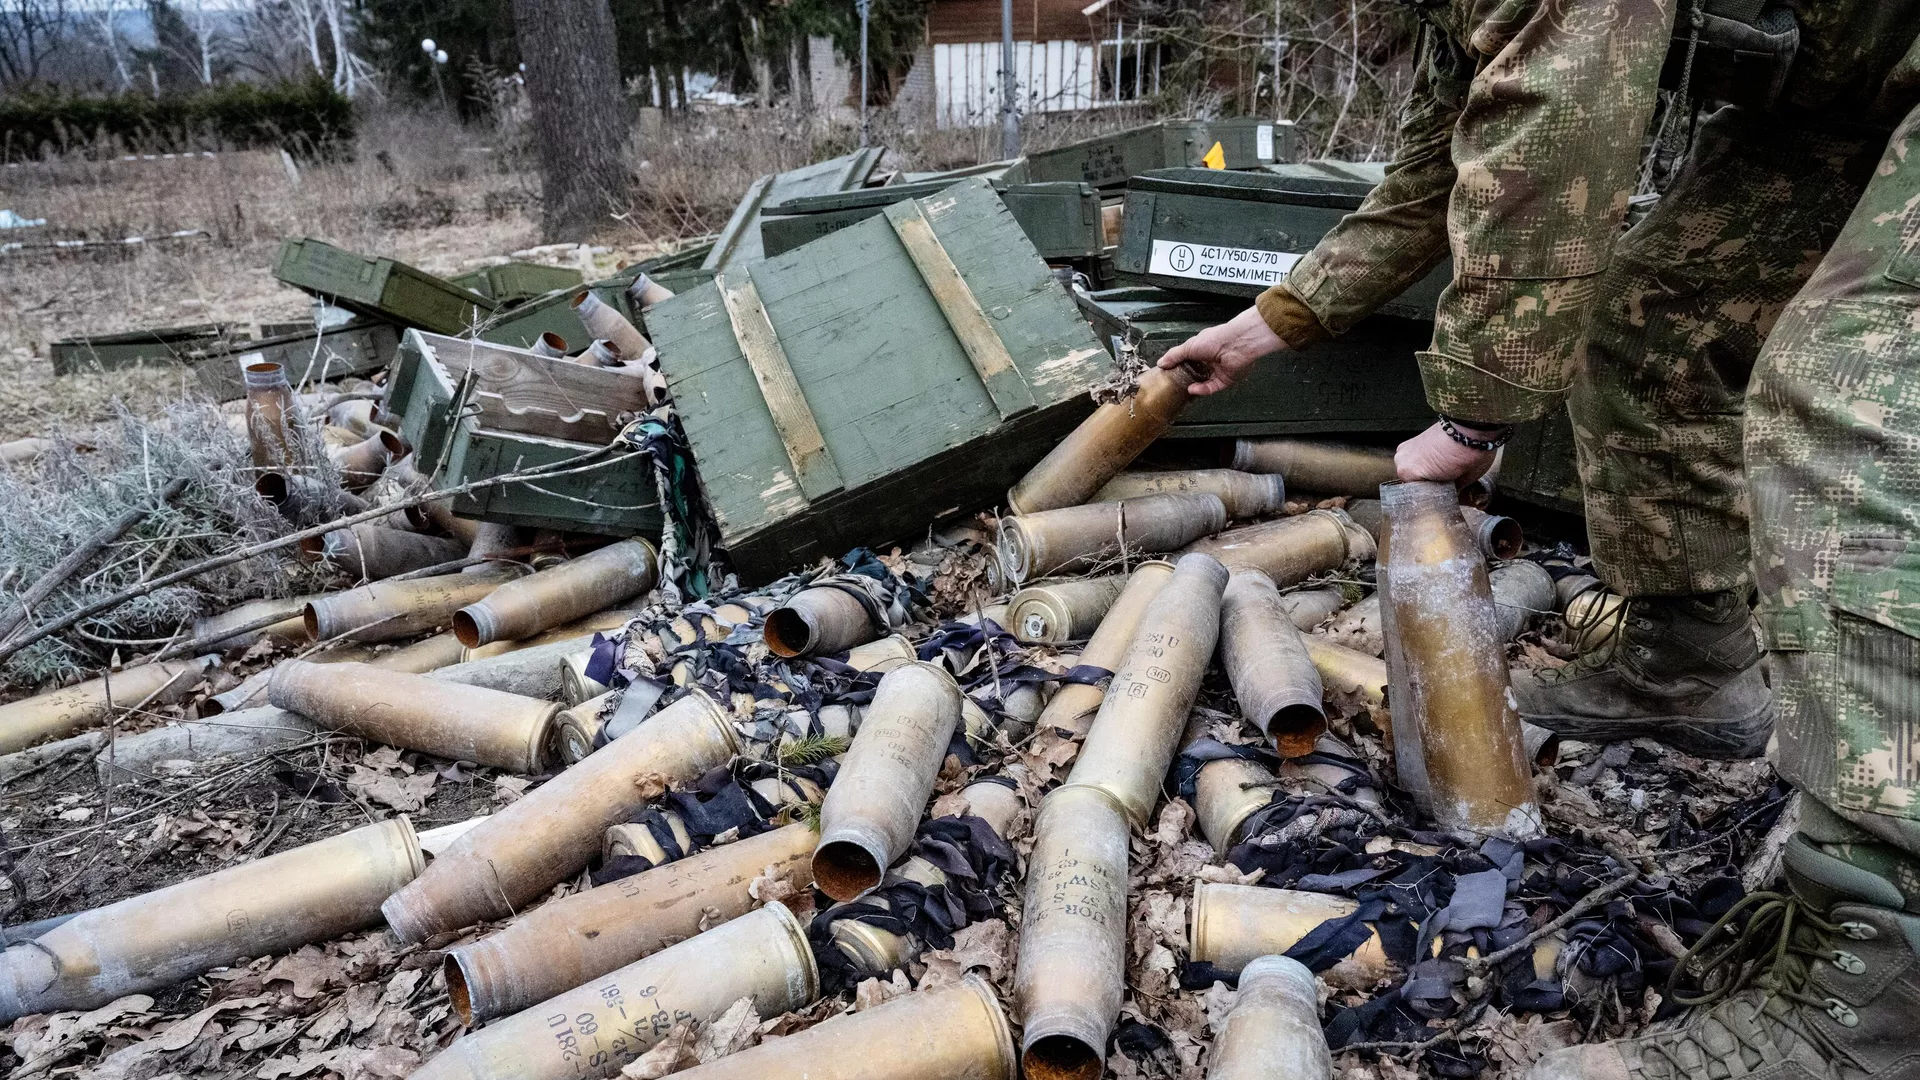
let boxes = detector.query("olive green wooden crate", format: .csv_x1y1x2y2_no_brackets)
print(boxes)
637,240,718,294
384,330,661,536
1017,119,1298,190
760,180,1103,261
49,323,239,374
450,262,585,305
273,238,498,335
648,177,1113,580
1075,287,1437,437
193,321,400,401
473,268,643,352
1112,165,1450,318
700,148,887,273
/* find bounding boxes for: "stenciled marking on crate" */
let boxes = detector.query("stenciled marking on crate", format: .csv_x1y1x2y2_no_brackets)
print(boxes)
1147,239,1301,287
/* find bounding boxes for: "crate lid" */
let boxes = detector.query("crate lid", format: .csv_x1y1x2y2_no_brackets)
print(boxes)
1129,166,1376,208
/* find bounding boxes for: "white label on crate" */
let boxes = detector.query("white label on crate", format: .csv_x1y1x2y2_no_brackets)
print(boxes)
1257,123,1275,160
1147,239,1300,287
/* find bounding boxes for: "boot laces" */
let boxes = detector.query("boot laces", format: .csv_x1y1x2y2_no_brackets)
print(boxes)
1638,891,1868,1077
1537,600,1635,684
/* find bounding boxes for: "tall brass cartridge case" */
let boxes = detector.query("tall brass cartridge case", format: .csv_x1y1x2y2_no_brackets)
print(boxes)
1378,481,1540,839
381,690,739,942
628,272,675,308
1183,508,1373,587
1007,363,1199,514
573,289,653,360
452,539,656,648
328,432,390,492
660,975,1015,1080
1194,757,1278,853
955,778,1023,839
999,492,1227,584
1208,956,1332,1080
445,822,817,1024
1068,552,1228,825
192,596,313,651
432,632,599,699
1301,637,1388,707
561,648,607,705
369,631,468,673
318,523,468,582
461,606,637,661
764,585,878,658
1219,570,1325,756
825,905,916,978
554,690,615,765
244,361,299,472
1489,559,1556,644
1276,586,1346,631
97,706,316,782
1460,506,1525,562
303,564,524,643
1227,438,1397,496
417,903,817,1080
0,818,422,1021
814,662,963,900
531,331,568,358
1015,784,1131,1080
269,659,560,772
843,633,917,673
0,658,210,755
1035,561,1174,737
1007,574,1127,644
1092,469,1286,520
1188,882,1392,987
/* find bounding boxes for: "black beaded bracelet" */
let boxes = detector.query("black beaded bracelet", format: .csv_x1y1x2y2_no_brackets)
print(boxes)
1438,415,1513,452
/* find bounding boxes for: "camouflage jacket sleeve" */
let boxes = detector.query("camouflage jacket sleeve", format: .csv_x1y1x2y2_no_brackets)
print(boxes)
1265,0,1677,425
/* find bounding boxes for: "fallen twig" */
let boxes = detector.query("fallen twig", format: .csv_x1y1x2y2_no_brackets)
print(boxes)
0,476,190,645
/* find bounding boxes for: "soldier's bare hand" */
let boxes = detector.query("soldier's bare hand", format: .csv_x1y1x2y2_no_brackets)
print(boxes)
1158,307,1287,396
1394,422,1496,486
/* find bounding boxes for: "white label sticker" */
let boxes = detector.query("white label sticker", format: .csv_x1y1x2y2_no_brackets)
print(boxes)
1256,123,1274,160
1147,239,1299,287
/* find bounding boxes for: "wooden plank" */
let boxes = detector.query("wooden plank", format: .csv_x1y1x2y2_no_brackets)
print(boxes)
714,268,845,503
883,198,1037,420
416,331,651,419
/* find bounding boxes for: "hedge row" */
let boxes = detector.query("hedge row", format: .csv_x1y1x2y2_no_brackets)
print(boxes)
0,79,356,161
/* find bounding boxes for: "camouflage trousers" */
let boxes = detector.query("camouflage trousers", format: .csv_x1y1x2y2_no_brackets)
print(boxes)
1568,108,1884,597
1747,104,1920,865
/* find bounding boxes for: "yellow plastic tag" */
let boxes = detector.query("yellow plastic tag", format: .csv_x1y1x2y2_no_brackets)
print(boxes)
1202,141,1226,169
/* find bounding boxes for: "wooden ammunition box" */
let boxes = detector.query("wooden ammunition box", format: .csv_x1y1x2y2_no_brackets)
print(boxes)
649,178,1113,580
49,323,239,374
760,180,1104,261
273,238,497,335
450,262,585,305
700,148,887,273
1074,288,1436,437
193,321,400,401
473,269,644,353
1017,119,1298,189
384,330,661,536
1112,165,1450,318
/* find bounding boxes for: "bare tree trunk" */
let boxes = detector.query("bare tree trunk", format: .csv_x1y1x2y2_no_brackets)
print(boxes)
510,0,628,240
792,37,814,113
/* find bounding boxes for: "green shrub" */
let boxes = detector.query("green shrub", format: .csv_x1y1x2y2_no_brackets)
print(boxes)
0,79,356,161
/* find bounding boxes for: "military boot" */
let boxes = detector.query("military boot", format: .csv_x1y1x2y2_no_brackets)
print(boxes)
1510,588,1772,758
1526,818,1920,1080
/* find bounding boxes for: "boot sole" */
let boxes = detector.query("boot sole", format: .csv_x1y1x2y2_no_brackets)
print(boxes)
1524,702,1774,760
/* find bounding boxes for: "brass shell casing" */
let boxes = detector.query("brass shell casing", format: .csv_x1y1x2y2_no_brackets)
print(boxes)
763,585,878,658
327,432,391,492
244,361,299,473
192,596,315,651
1189,882,1392,987
1068,552,1228,825
418,903,817,1080
814,662,964,900
1194,757,1278,853
444,821,817,1024
671,975,1015,1080
603,812,690,864
1300,637,1388,708
553,691,615,765
1007,574,1127,644
1276,586,1346,631
954,779,1024,839
1007,363,1198,514
1183,508,1374,587
843,633,918,673
1227,438,1397,496
1219,570,1326,756
1207,956,1333,1080
574,289,653,360
666,975,1014,1080
1488,559,1557,644
452,539,658,648
0,658,210,756
1092,469,1286,520
998,493,1227,584
1378,482,1541,839
1034,561,1174,737
1015,784,1131,1080
828,914,915,977
0,817,423,1022
269,659,559,772
319,523,467,582
1460,505,1525,562
380,690,739,943
304,564,525,644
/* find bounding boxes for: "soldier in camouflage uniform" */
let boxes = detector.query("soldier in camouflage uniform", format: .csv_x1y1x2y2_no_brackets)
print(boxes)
1164,1,1920,757
1529,35,1920,1080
